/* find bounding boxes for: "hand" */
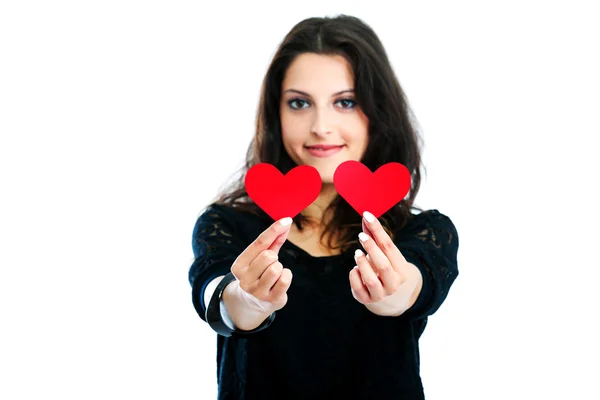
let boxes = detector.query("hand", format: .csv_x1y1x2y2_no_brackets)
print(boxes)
230,217,294,314
349,211,413,305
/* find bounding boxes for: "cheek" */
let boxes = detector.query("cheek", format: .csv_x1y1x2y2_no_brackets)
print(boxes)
281,115,306,147
281,130,303,150
280,129,304,161
347,117,369,145
356,115,370,148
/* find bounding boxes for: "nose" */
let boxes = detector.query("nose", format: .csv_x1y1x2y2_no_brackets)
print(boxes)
310,107,334,136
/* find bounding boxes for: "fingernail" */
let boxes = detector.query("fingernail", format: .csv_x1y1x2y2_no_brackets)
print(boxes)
358,232,369,242
363,211,375,223
354,249,363,258
279,217,292,226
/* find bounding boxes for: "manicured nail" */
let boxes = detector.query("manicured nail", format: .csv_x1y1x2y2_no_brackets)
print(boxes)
279,217,292,226
354,249,363,258
358,232,370,242
363,211,375,223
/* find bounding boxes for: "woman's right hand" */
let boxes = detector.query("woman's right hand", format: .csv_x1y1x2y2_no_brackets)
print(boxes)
229,217,294,315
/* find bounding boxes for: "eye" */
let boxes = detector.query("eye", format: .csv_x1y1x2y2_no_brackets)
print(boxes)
336,98,357,109
287,98,310,110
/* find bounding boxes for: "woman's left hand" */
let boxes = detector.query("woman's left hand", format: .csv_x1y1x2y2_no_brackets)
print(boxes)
349,211,416,307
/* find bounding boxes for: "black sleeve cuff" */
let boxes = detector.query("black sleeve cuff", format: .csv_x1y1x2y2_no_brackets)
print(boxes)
205,272,276,337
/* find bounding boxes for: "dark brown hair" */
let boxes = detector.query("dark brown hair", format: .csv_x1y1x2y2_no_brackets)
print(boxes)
209,14,425,253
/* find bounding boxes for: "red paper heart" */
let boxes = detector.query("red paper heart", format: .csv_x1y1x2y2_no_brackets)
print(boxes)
333,161,411,218
245,163,322,221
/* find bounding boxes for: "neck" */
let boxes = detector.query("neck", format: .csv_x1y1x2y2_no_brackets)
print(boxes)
301,183,338,228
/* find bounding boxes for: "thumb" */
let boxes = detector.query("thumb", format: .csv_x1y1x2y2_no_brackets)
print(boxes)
268,221,292,254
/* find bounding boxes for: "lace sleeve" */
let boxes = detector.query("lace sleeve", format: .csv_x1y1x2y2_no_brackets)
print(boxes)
188,204,246,322
395,210,460,320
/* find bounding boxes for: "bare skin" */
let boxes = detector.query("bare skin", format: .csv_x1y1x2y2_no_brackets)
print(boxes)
287,225,341,257
202,54,422,330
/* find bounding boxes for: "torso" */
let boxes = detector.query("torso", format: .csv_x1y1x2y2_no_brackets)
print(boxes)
287,225,342,257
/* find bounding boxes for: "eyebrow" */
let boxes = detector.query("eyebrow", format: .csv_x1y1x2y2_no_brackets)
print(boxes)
283,89,354,97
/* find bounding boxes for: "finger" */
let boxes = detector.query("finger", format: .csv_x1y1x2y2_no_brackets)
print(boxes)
270,268,293,300
366,254,374,270
362,218,375,240
235,228,290,284
256,261,284,298
245,250,279,283
235,217,292,268
362,211,406,270
268,225,291,254
358,231,399,295
349,267,371,304
354,249,385,302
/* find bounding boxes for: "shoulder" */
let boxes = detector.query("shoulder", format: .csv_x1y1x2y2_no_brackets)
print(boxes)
195,203,262,229
192,202,269,246
407,209,457,232
395,209,459,248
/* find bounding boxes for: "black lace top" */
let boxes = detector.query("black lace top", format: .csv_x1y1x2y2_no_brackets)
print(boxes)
188,203,459,400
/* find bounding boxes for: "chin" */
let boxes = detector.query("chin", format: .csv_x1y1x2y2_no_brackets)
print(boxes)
316,169,336,185
294,158,338,184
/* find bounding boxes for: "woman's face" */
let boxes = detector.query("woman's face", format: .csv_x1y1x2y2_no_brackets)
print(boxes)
280,53,369,185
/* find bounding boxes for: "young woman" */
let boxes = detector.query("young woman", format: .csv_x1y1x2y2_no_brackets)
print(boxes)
189,15,459,400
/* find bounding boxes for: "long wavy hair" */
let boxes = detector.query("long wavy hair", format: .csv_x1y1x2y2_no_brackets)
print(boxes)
209,14,425,253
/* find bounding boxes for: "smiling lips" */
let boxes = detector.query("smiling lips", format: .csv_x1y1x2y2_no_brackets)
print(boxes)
304,144,345,157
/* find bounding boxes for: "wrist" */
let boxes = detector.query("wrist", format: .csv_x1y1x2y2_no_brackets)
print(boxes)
222,279,274,331
366,262,422,317
365,290,408,316
229,279,276,314
205,272,276,336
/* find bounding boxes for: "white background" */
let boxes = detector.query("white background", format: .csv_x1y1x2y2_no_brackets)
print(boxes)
1,1,599,399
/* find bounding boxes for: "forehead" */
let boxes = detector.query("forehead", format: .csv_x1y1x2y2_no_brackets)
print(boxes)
282,53,354,93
